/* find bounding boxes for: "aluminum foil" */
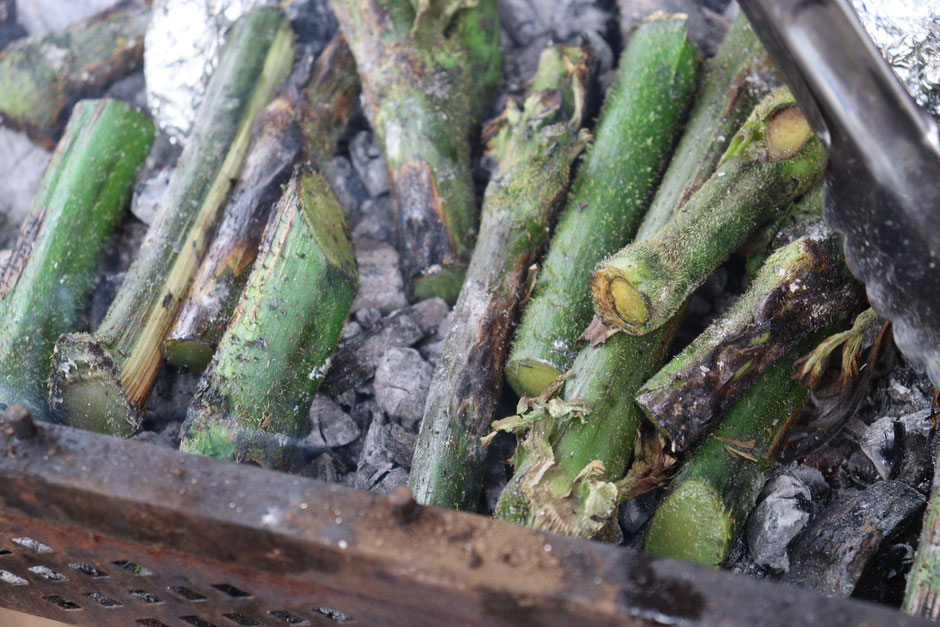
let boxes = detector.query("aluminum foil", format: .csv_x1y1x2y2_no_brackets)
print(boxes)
852,0,940,117
144,0,268,141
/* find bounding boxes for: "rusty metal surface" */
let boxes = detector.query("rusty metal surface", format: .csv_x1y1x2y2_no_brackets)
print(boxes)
0,413,931,626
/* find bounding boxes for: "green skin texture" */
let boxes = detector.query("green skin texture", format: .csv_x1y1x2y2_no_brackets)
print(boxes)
904,453,940,618
0,99,154,419
163,35,360,372
644,333,827,567
636,232,859,452
48,8,295,436
592,88,825,336
0,4,149,145
330,0,501,302
180,169,357,469
634,12,775,241
504,15,699,398
409,45,591,510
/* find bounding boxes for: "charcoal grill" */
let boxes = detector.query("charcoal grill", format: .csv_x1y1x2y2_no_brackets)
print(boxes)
0,410,930,626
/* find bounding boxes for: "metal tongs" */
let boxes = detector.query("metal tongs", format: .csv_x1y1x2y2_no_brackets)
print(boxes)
738,0,940,387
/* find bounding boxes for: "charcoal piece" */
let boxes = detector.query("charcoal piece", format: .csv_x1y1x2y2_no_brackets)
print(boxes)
132,422,182,449
352,195,397,245
781,480,925,596
130,130,182,224
354,307,382,329
320,308,425,396
351,239,407,314
0,0,26,51
341,321,362,341
302,453,340,483
327,156,369,224
374,347,433,430
419,339,444,367
105,70,147,108
860,415,897,480
283,0,337,47
372,466,409,495
378,422,417,468
305,397,361,449
355,411,393,490
745,466,828,572
408,297,450,337
348,130,388,196
0,127,52,237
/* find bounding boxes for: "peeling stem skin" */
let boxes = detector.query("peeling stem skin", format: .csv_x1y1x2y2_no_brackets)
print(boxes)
636,234,862,453
48,8,295,437
0,100,154,419
634,11,777,241
503,14,699,398
0,1,149,147
591,87,825,336
163,34,359,372
644,332,830,567
330,0,501,303
180,168,358,470
904,449,940,619
409,45,593,510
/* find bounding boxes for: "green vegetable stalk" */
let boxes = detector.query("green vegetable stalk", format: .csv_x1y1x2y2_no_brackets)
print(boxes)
904,453,940,619
0,1,149,147
330,0,501,302
591,87,825,336
637,234,861,452
503,12,699,398
180,168,357,469
48,7,294,436
164,34,359,371
644,333,831,567
409,45,592,509
0,99,154,419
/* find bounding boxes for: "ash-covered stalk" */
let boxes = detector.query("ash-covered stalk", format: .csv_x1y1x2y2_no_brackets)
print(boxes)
0,100,154,419
0,1,149,147
48,7,294,436
180,168,357,469
591,87,825,336
330,0,501,303
503,12,699,398
643,330,836,567
409,44,593,510
164,34,359,371
637,233,862,453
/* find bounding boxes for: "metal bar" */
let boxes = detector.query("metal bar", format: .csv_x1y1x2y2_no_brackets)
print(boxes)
0,414,929,626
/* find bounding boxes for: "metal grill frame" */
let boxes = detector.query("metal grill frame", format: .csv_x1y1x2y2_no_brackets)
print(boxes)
0,413,931,626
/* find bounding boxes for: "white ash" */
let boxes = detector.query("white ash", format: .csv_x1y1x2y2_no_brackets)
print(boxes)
341,321,362,341
408,297,451,337
130,130,182,224
374,347,433,431
351,240,408,314
745,465,829,573
348,130,389,197
15,0,119,36
304,396,361,450
353,306,382,329
0,127,52,241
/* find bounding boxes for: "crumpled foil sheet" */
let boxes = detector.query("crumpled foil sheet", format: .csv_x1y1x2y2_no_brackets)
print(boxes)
144,0,267,141
852,0,940,117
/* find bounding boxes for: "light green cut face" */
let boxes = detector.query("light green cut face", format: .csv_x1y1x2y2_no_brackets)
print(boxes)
505,358,565,399
645,479,732,567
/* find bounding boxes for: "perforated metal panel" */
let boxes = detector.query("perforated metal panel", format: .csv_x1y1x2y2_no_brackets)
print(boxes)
0,412,931,626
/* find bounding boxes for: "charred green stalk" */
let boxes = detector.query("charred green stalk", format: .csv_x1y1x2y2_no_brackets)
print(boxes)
635,12,777,239
180,168,357,469
591,88,825,336
0,1,149,147
330,0,501,302
504,13,699,398
636,234,861,452
0,100,154,419
164,34,359,371
643,332,831,567
48,8,294,436
409,45,592,509
904,454,940,619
